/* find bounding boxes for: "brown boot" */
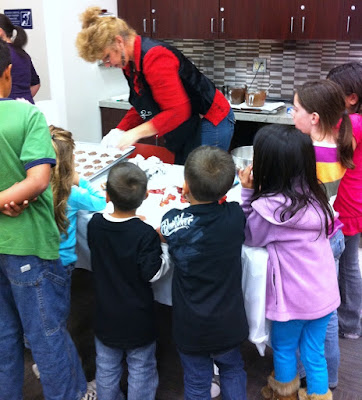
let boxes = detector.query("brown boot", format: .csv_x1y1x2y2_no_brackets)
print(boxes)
298,388,333,400
261,373,300,400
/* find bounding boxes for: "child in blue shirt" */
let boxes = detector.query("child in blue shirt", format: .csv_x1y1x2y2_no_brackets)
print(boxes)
49,125,106,269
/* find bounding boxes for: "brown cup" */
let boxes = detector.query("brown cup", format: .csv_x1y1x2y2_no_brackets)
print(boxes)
245,90,266,107
229,86,247,105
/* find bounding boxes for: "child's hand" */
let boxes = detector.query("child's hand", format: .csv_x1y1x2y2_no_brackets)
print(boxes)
239,165,254,189
73,171,80,186
1,200,29,217
156,226,167,243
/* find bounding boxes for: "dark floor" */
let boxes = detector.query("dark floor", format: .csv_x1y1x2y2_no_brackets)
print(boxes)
23,269,362,400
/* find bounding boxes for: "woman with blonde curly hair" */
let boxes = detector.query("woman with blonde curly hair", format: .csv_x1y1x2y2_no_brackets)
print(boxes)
76,7,235,164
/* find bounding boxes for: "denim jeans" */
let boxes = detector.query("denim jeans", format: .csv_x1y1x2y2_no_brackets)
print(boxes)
338,233,362,336
297,228,344,388
272,314,332,395
201,108,235,151
95,337,158,400
0,255,87,400
178,346,247,400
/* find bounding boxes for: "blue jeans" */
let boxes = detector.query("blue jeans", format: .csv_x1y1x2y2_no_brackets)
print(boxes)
338,233,362,336
297,228,344,388
272,314,332,395
0,255,86,400
95,337,158,400
178,346,247,400
201,108,235,151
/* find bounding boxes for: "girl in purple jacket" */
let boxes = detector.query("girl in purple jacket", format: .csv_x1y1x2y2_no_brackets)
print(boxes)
239,125,340,400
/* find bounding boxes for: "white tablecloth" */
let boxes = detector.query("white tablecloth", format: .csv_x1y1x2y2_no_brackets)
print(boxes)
75,160,242,306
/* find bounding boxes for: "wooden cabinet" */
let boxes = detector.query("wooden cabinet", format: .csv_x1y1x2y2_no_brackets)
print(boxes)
259,0,342,40
118,0,151,36
295,0,342,40
218,0,260,39
258,0,296,40
118,0,358,40
100,107,127,137
341,1,362,40
152,0,219,39
118,0,220,39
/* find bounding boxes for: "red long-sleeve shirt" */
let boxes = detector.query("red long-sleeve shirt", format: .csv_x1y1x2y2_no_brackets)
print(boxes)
117,36,229,136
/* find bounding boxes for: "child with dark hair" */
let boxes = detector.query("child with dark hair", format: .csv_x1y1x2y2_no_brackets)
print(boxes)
160,146,249,400
0,38,90,400
327,62,362,115
0,13,40,103
327,62,362,340
240,125,340,400
87,162,169,400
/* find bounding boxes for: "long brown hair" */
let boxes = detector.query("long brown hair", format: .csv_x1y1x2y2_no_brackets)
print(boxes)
296,80,354,169
49,125,75,235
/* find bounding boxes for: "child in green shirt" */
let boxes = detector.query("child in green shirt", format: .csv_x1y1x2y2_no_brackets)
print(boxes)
0,38,93,400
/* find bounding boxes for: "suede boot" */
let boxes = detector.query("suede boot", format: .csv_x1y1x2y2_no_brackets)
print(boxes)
298,388,333,400
261,372,300,400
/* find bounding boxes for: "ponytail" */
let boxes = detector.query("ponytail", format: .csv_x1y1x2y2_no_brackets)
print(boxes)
0,14,28,57
338,111,355,169
12,25,28,49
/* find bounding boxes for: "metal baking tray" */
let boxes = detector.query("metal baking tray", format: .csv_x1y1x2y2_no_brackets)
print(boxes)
74,142,135,181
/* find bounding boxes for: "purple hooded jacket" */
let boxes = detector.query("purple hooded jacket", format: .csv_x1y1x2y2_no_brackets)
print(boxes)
241,188,340,322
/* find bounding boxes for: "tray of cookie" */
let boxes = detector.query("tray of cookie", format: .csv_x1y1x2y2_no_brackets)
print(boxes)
74,142,135,181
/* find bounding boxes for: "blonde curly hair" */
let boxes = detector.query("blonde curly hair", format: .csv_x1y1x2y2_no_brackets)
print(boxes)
76,6,136,62
49,125,75,236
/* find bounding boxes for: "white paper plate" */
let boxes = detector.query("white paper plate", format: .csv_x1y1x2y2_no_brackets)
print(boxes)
230,101,285,112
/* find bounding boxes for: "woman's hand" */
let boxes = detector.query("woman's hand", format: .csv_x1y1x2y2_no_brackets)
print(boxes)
238,165,254,189
116,121,158,150
116,131,139,150
101,128,124,148
1,200,29,217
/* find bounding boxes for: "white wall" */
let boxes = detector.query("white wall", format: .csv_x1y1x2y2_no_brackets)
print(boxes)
1,0,51,101
2,1,129,142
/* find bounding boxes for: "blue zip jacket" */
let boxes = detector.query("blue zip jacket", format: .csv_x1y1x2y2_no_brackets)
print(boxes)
60,178,106,267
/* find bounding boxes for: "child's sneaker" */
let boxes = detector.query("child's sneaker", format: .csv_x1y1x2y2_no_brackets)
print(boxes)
87,379,97,391
32,364,40,379
81,382,97,400
340,332,360,339
210,377,220,398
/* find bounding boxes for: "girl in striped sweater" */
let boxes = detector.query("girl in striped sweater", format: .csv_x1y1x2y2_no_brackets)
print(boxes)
292,79,354,395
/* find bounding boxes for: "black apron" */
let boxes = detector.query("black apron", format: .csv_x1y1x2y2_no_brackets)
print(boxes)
123,38,220,164
127,68,201,164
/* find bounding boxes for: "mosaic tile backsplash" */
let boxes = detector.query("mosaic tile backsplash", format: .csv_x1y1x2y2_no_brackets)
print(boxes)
165,39,362,100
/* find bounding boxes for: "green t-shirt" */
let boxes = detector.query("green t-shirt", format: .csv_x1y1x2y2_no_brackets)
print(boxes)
0,99,59,260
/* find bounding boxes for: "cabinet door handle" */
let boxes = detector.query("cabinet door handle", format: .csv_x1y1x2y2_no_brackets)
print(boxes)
221,18,225,33
211,18,215,33
301,16,305,33
152,18,156,33
347,16,351,33
143,18,147,33
290,16,294,33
